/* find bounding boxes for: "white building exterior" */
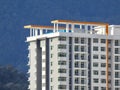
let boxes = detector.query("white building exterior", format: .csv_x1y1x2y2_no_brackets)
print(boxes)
25,20,120,90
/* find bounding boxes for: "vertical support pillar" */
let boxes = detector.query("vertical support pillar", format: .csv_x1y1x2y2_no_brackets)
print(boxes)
40,29,43,35
71,24,74,32
79,25,82,33
66,24,69,32
53,23,56,32
33,28,35,36
56,23,58,32
85,25,88,34
35,29,38,36
30,28,32,36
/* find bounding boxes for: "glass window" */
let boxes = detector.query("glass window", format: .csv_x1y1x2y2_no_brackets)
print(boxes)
75,86,79,90
101,71,105,75
81,46,85,52
81,38,85,44
93,46,98,51
58,85,66,89
101,39,106,43
75,70,79,76
93,38,98,43
101,79,106,83
93,63,98,67
101,87,106,90
58,69,66,73
58,61,66,65
75,37,79,43
93,70,99,75
101,63,106,67
58,52,66,57
93,54,99,59
94,87,99,90
58,36,66,41
81,62,86,68
81,78,85,84
93,79,99,83
58,44,66,49
101,47,105,51
74,45,79,51
75,54,79,60
58,77,66,81
101,55,106,59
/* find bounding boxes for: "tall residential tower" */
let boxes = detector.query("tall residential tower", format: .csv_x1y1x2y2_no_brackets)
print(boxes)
25,20,120,90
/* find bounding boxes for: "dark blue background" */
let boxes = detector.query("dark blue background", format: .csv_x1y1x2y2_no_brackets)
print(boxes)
0,0,120,72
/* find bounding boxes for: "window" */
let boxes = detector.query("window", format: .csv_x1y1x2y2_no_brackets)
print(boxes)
81,62,85,68
58,44,66,49
75,62,79,68
93,70,98,75
51,70,53,74
93,63,98,67
58,61,66,65
51,54,53,58
101,55,106,59
115,40,119,46
58,85,66,89
51,62,53,66
81,70,86,76
81,46,85,52
75,78,79,84
115,80,119,86
115,64,119,70
93,38,98,43
81,54,85,60
81,38,85,44
115,48,119,54
101,47,105,51
115,56,120,62
115,72,119,78
101,79,106,83
101,87,106,90
58,69,66,73
75,37,79,43
51,46,53,50
101,63,106,67
75,70,79,76
93,46,98,51
93,54,99,59
74,45,79,51
58,77,66,81
93,79,99,83
58,36,66,41
81,86,85,90
81,78,85,84
94,87,98,90
101,39,106,43
75,86,79,90
101,71,105,75
51,78,53,82
58,52,66,57
75,54,79,60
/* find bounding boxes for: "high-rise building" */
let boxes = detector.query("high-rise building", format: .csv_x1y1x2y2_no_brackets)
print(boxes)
24,20,120,90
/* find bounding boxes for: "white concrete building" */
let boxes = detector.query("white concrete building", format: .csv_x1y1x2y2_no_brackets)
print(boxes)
24,20,120,90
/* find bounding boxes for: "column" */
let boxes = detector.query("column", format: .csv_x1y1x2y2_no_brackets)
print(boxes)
35,29,38,36
66,24,69,32
56,23,58,32
53,23,56,32
85,25,88,34
30,28,32,36
71,24,74,32
40,29,43,35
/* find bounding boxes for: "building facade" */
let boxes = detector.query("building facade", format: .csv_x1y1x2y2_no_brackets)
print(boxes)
25,20,120,90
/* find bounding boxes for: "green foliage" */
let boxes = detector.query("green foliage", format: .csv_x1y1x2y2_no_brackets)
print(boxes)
0,65,28,90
